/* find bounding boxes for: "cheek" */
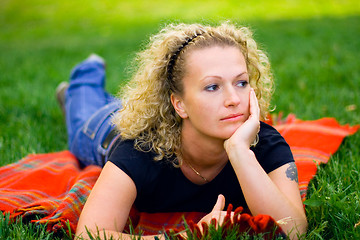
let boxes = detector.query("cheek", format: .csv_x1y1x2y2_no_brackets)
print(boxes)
186,97,216,120
191,101,212,117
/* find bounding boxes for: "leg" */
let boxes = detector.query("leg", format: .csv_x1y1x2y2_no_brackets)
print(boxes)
65,55,122,166
65,56,107,141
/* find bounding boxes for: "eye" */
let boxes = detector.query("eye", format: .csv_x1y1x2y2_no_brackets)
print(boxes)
204,84,219,91
236,80,249,88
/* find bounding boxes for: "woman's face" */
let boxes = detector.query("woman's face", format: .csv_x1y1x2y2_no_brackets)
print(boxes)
171,45,251,140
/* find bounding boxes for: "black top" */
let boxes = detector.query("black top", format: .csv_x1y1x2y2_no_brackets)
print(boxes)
108,121,294,213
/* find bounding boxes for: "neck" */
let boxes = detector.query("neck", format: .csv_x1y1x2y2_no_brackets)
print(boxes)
180,122,228,170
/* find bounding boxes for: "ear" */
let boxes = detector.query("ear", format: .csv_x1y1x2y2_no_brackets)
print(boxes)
170,93,188,119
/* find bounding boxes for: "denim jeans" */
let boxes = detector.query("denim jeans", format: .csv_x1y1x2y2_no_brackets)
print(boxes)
65,59,122,166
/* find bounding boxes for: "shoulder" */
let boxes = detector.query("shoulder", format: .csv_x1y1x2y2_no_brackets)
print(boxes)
258,121,282,138
108,137,159,168
107,138,162,191
252,121,294,173
256,121,289,150
257,121,289,147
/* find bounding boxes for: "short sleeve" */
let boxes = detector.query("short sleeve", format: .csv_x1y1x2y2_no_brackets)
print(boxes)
107,138,158,193
252,122,294,173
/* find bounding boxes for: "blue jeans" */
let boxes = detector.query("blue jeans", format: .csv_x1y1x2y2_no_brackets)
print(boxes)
65,59,122,166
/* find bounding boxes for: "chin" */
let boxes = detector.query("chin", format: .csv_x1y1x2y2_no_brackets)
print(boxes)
203,123,244,140
225,123,243,136
217,129,239,140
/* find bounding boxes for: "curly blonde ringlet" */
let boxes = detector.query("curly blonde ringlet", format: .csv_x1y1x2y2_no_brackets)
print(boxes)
112,22,274,163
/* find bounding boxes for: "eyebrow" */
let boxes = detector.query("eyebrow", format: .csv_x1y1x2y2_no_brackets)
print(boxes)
200,72,249,82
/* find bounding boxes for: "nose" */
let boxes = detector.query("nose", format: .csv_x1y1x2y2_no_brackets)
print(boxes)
224,86,241,107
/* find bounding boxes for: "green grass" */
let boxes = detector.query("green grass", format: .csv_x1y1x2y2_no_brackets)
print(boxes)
0,212,70,239
1,0,360,239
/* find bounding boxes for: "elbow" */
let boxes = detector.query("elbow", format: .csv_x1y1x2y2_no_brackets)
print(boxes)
284,215,308,240
298,216,308,238
75,226,89,240
75,224,98,240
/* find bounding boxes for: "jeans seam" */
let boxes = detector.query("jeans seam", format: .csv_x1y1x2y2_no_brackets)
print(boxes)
82,105,112,139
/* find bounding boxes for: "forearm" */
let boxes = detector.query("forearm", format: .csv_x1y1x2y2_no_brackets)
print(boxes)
228,148,307,238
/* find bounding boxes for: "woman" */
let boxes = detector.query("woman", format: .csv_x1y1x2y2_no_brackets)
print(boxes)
65,22,307,239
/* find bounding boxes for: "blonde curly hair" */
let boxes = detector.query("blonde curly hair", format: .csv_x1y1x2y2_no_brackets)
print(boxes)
112,22,273,162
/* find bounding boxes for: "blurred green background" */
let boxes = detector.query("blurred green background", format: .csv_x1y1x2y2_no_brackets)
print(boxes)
2,0,359,159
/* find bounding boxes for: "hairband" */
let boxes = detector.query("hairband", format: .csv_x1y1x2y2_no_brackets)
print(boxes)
167,33,202,82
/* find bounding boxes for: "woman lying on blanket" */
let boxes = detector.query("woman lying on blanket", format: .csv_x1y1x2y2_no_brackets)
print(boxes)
58,22,307,239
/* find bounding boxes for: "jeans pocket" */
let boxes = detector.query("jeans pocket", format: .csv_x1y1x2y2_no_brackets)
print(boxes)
82,101,121,139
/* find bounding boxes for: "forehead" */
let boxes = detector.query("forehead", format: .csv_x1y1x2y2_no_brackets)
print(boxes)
183,45,247,76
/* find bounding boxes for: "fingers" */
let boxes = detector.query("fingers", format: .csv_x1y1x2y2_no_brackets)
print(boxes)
249,88,260,119
209,195,235,228
211,194,225,212
250,88,260,135
197,195,226,233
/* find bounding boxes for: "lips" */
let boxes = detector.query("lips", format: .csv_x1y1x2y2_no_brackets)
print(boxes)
220,113,244,121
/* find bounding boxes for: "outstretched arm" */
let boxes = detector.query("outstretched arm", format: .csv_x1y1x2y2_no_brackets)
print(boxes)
75,162,164,240
224,89,307,239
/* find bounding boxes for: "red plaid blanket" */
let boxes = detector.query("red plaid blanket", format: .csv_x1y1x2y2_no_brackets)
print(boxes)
267,114,359,202
0,115,358,238
0,151,101,234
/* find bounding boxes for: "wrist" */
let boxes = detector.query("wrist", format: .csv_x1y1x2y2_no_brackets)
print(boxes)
224,140,250,155
226,145,255,166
